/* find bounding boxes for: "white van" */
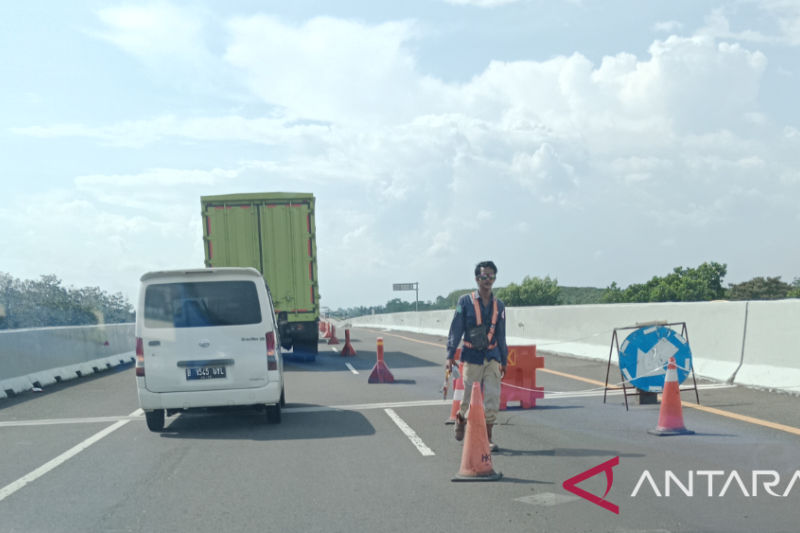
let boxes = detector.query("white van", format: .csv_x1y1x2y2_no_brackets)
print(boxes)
135,267,285,432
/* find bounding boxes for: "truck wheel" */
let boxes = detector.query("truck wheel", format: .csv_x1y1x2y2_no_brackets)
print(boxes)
266,403,282,424
145,409,165,432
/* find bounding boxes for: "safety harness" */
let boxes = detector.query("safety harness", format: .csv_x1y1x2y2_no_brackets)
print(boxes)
462,291,498,351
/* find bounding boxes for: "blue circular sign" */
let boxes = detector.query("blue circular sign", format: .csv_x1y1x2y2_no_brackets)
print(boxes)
618,326,692,392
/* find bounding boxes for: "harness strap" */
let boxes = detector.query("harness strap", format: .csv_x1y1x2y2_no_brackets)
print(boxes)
463,292,499,350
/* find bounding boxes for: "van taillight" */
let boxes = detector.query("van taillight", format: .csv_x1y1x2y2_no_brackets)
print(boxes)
135,337,145,377
266,331,277,370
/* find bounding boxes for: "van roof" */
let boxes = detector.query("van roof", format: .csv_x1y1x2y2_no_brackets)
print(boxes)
140,267,262,282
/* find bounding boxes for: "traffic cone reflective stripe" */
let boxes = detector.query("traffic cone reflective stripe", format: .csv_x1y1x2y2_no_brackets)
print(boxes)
648,357,695,436
452,383,502,482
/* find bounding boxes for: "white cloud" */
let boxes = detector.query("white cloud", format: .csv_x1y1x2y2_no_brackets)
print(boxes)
696,3,800,46
10,11,800,304
653,21,684,33
90,4,213,70
441,0,524,6
10,114,330,148
223,16,438,126
510,143,576,197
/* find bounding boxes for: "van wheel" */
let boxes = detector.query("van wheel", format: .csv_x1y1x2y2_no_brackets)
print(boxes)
266,403,282,424
145,409,165,432
280,388,285,407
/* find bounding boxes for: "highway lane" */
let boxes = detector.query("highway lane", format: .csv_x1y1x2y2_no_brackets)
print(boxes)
1,328,799,533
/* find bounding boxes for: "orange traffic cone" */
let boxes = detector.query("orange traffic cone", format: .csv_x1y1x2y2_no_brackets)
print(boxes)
445,361,465,425
648,357,695,436
368,338,394,383
452,383,502,482
340,329,356,356
327,325,340,345
322,322,332,339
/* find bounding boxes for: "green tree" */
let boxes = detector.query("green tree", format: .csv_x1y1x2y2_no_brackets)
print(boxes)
558,286,606,305
0,272,135,330
495,275,560,306
728,276,794,300
601,262,728,303
785,277,800,298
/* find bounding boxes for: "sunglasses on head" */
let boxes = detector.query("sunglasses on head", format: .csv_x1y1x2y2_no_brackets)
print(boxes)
477,274,496,281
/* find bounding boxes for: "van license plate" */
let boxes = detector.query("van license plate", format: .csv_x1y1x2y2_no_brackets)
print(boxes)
186,367,226,380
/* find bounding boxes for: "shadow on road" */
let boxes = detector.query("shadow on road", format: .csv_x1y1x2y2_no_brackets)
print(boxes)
283,349,438,373
496,448,646,458
157,404,375,441
500,477,554,485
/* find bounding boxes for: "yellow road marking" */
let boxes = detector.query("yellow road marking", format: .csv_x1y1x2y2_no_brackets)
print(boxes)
538,368,621,389
681,403,800,436
357,327,800,437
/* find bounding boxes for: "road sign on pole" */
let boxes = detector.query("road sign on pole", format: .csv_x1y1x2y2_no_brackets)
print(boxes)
393,282,419,311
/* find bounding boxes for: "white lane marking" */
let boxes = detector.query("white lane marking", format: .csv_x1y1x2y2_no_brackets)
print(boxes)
345,363,359,375
337,399,449,410
0,408,142,502
330,347,338,353
384,408,435,457
515,493,579,506
285,400,449,414
0,415,144,428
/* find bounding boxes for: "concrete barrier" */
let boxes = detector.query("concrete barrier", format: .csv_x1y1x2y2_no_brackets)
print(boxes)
0,323,135,399
351,300,799,394
736,299,800,393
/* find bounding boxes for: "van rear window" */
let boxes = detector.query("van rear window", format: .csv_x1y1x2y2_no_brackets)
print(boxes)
144,281,262,328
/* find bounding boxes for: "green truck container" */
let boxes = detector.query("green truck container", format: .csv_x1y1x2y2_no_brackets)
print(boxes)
201,193,320,361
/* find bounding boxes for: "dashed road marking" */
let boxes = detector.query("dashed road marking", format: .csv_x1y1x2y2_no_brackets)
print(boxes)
384,408,435,456
345,363,358,374
515,493,579,506
0,409,143,502
330,347,338,353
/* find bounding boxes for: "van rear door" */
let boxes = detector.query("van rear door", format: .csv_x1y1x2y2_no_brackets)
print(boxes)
140,279,270,393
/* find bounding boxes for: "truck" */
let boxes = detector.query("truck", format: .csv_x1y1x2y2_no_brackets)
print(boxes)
200,193,320,361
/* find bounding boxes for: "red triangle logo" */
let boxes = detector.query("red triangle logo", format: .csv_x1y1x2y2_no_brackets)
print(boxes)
562,456,620,514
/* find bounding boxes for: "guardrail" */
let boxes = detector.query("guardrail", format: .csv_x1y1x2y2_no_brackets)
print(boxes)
0,323,135,399
350,300,800,395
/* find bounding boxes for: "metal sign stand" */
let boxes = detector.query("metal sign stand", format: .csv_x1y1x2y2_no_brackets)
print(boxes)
392,282,419,311
603,321,700,411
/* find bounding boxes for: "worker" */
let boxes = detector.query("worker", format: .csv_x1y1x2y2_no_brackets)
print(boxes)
446,260,507,451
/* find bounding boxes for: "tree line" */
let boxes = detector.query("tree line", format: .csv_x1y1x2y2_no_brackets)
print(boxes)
330,262,800,318
0,272,135,330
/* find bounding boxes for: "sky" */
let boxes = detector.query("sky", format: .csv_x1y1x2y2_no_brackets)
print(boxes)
1,0,799,309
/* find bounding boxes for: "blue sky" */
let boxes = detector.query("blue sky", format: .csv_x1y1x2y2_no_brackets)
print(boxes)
2,0,799,308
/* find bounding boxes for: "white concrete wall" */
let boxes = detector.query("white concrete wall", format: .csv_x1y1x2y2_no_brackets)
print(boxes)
351,300,800,394
0,323,135,399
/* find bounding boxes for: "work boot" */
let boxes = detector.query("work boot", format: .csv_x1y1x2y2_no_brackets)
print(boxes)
487,423,498,452
454,413,466,441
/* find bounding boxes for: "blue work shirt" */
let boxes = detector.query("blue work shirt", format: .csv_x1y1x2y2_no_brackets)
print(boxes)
446,292,508,366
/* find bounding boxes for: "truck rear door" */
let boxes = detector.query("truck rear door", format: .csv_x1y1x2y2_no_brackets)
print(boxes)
259,202,316,316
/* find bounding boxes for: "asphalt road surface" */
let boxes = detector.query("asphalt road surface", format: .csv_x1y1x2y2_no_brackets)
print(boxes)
1,327,799,533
